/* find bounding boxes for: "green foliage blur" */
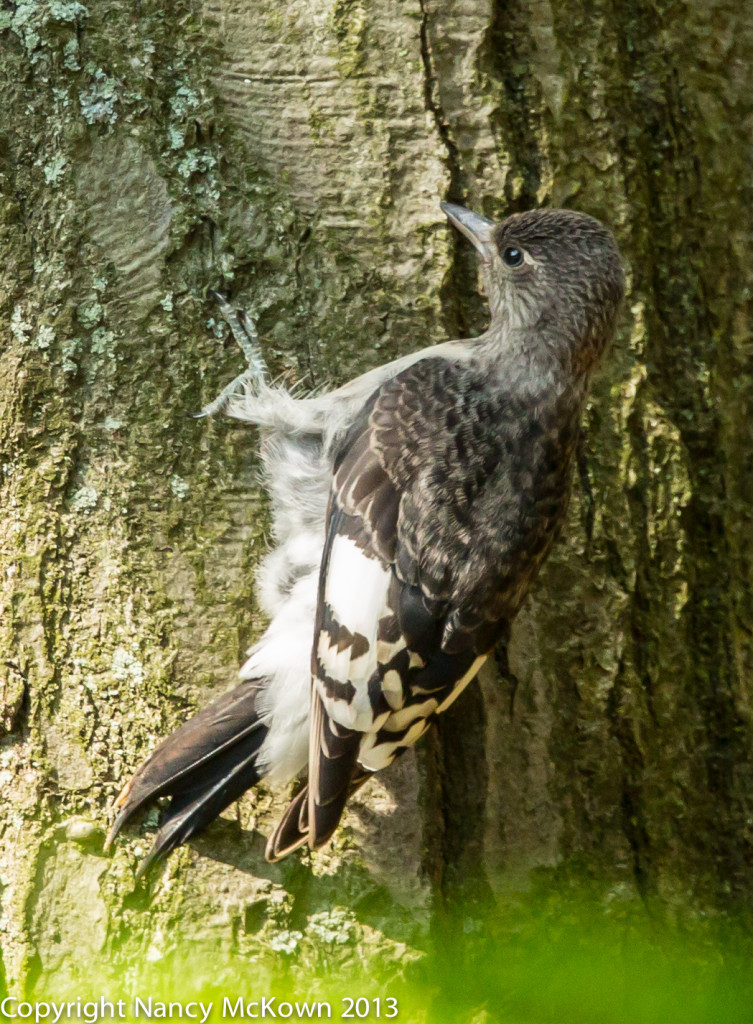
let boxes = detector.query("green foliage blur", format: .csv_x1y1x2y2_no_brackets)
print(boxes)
19,877,753,1024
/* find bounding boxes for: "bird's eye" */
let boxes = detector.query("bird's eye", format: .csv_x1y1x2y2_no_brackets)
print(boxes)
503,246,524,268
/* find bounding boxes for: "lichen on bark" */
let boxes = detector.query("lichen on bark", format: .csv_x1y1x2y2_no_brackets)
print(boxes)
0,0,752,1000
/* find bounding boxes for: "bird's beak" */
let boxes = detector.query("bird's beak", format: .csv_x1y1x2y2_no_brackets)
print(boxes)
440,202,496,258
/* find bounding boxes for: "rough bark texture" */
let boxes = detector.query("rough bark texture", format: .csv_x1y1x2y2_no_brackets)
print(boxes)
0,0,751,999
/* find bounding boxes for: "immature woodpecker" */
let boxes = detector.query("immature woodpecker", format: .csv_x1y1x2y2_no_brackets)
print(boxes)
107,203,624,873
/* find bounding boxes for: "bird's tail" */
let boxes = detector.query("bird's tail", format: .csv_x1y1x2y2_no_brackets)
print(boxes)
265,768,373,862
106,680,268,877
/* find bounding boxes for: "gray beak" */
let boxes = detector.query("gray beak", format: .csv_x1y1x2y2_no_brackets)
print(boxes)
440,202,496,257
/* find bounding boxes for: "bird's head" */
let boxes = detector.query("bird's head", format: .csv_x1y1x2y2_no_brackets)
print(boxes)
442,203,625,375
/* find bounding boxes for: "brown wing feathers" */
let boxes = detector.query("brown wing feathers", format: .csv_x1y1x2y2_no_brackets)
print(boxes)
282,361,491,853
308,691,362,848
266,693,362,862
266,768,375,863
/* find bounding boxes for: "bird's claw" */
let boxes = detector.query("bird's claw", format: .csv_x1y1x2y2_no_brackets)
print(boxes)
190,369,261,420
191,292,270,419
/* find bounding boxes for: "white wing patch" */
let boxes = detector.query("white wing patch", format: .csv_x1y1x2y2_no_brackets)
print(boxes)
354,655,488,773
376,636,406,665
315,521,489,765
381,698,438,732
315,632,372,685
315,680,389,732
325,535,391,638
316,534,395,731
358,719,432,771
381,669,404,710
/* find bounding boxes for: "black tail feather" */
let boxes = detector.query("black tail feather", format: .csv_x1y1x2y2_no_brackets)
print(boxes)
107,680,269,873
264,785,310,862
307,692,361,850
264,768,374,863
135,732,266,878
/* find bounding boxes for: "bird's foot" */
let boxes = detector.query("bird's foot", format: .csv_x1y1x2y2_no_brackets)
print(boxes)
191,292,270,419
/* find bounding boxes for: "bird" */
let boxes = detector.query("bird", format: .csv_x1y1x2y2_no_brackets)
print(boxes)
106,202,625,875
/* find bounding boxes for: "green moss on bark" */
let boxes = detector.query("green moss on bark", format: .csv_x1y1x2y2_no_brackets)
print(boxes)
1,0,752,996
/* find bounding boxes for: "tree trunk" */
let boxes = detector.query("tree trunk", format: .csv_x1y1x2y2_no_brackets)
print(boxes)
0,0,751,1000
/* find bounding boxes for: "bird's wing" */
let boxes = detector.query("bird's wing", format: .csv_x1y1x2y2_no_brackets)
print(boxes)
298,356,522,851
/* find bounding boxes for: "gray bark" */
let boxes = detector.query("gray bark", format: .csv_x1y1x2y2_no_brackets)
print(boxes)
0,0,751,998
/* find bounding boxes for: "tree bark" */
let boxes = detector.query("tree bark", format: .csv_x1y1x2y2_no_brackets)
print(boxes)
0,0,751,997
